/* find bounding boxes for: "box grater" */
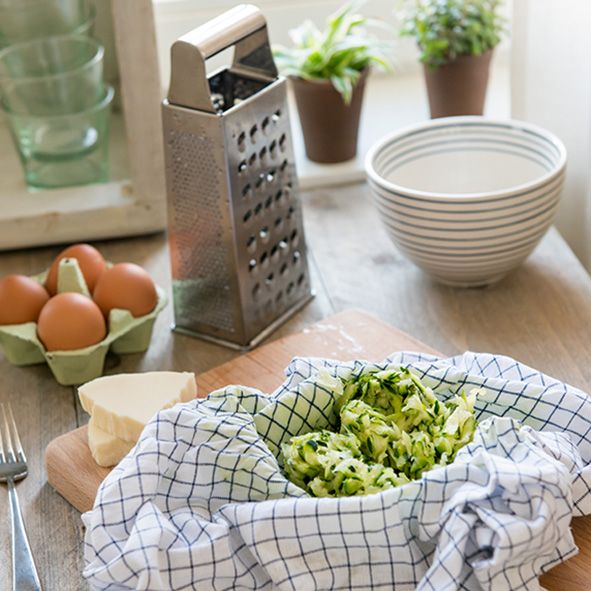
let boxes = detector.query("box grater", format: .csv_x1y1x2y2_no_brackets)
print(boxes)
162,4,314,350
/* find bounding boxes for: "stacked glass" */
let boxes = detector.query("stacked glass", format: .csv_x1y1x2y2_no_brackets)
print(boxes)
0,0,113,188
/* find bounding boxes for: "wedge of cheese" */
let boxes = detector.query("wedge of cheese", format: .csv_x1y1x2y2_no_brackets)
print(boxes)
88,416,134,467
79,371,197,443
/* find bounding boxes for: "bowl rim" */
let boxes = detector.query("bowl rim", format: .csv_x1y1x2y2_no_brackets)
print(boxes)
365,116,567,202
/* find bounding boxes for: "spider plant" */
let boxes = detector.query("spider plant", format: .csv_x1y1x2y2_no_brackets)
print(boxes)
273,1,392,104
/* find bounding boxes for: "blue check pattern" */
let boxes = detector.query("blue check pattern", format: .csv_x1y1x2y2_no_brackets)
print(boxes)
83,352,591,590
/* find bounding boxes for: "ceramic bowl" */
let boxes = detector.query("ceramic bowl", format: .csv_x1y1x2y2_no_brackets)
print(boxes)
366,117,567,286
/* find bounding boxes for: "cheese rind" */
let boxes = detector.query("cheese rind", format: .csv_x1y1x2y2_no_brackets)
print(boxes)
88,417,134,467
79,371,197,442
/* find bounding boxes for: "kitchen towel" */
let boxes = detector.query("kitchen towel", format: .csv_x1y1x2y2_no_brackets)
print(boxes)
83,352,591,591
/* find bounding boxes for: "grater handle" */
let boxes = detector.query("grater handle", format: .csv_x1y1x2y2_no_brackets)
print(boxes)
168,4,278,113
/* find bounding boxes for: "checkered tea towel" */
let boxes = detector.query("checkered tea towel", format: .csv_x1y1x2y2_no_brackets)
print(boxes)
82,352,591,591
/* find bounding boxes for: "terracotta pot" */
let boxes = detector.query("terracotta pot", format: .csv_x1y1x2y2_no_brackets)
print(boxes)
290,69,368,163
423,50,493,119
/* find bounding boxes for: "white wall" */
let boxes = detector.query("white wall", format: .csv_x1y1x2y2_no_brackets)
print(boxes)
512,0,591,267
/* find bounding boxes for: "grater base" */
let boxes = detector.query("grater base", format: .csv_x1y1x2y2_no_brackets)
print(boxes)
171,291,316,351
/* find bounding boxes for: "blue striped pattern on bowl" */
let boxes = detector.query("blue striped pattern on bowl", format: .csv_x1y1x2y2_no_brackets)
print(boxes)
365,117,567,287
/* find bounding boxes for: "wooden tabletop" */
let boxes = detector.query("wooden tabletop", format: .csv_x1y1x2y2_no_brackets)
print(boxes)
2,183,591,589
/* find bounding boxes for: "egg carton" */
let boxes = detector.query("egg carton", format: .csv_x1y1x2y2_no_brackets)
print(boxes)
0,258,167,386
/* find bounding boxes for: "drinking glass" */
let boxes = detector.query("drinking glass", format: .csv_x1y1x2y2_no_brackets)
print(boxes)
0,36,104,116
4,85,114,188
0,0,95,48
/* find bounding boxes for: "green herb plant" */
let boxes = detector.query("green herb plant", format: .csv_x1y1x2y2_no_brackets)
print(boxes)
400,0,505,69
272,0,392,103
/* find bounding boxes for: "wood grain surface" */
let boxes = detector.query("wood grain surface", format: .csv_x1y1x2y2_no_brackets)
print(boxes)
2,183,591,589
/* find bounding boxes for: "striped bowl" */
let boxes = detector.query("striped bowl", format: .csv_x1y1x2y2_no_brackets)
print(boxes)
365,117,567,287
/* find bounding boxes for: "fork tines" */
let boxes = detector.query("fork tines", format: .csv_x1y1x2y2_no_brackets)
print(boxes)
0,403,25,464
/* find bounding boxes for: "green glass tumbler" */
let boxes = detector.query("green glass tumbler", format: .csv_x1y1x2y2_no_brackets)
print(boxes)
5,85,114,189
0,0,95,48
0,35,104,116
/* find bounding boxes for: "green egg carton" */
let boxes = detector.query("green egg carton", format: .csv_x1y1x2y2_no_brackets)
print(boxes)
0,258,167,386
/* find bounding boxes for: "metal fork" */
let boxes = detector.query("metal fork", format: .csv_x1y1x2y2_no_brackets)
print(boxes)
0,403,42,591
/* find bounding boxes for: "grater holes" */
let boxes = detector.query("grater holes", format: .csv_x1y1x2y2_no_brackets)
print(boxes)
297,273,305,286
255,174,265,190
265,195,273,209
272,109,282,123
265,272,274,288
269,140,277,158
248,153,257,167
252,283,260,299
237,131,246,152
259,146,267,161
275,291,283,303
267,169,276,183
259,226,270,242
279,133,287,152
270,244,279,261
242,183,252,199
274,216,284,231
280,262,288,275
290,229,299,246
238,160,247,174
250,124,258,142
293,250,301,265
275,190,283,204
248,258,257,272
243,209,252,223
279,238,289,252
261,116,270,134
254,202,263,216
286,205,295,220
260,251,269,266
286,281,295,295
247,235,256,251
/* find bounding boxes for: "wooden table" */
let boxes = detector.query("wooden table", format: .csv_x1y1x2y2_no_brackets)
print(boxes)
2,183,591,589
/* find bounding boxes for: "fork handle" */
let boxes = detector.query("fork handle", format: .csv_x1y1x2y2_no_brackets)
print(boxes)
8,478,42,591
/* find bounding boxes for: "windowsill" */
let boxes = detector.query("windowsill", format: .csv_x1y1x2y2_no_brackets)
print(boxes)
291,61,511,190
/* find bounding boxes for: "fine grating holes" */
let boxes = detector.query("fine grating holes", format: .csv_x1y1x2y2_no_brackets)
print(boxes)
279,133,287,151
254,202,263,216
265,272,274,287
276,291,283,303
259,226,270,242
248,259,257,271
238,160,247,173
255,174,265,190
247,235,256,251
280,262,288,275
290,229,298,244
279,238,288,252
274,216,284,230
237,131,246,151
272,109,282,123
243,210,252,223
267,169,276,183
259,146,267,161
270,244,279,260
293,250,301,265
249,153,257,167
260,251,268,265
275,190,283,204
265,195,273,209
286,281,295,295
280,159,288,173
269,139,277,157
286,205,295,220
297,273,305,286
242,183,252,199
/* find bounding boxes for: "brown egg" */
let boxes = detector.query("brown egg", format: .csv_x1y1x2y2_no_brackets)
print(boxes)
93,263,158,318
45,243,106,295
0,275,50,325
37,293,107,351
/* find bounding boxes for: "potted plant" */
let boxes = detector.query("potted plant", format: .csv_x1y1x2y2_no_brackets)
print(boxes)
273,1,391,163
401,0,505,119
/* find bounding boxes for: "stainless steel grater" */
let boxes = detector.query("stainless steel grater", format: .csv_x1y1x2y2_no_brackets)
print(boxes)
162,4,314,350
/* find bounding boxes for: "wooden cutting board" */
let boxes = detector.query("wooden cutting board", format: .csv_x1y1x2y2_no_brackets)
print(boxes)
43,309,591,589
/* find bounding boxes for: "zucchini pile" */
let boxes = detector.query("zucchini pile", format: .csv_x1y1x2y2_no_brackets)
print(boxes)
282,368,479,497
